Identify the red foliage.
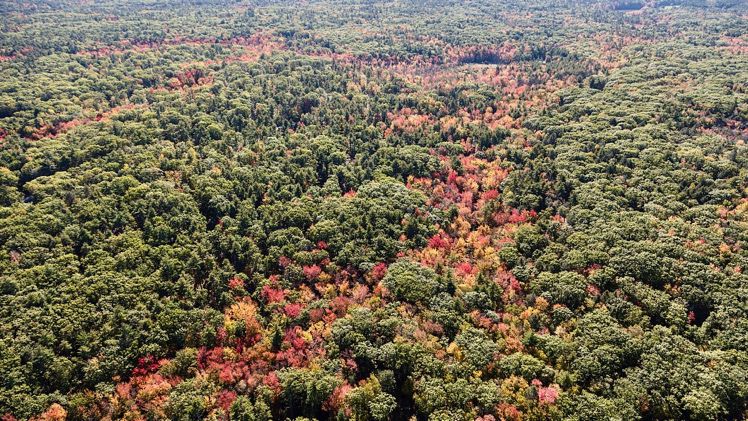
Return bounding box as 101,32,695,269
288,327,307,351
308,307,327,322
27,104,145,141
261,284,286,303
493,208,535,225
284,302,303,318
303,265,322,280
32,404,66,421
170,68,211,89
324,383,352,412
538,385,559,405
456,262,475,276
278,256,292,268
92,20,585,418
216,390,238,411
496,403,522,421
428,233,452,249
131,355,166,377
552,214,566,223
481,189,499,201
218,364,240,384
228,277,245,289
370,262,388,281
263,372,282,396
497,270,522,300
331,295,352,316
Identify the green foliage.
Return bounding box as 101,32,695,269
346,375,397,421
229,396,272,421
0,0,747,419
277,367,341,419
165,377,217,421
382,260,443,304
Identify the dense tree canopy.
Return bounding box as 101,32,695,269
1,0,747,419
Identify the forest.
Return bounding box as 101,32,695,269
0,0,747,419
